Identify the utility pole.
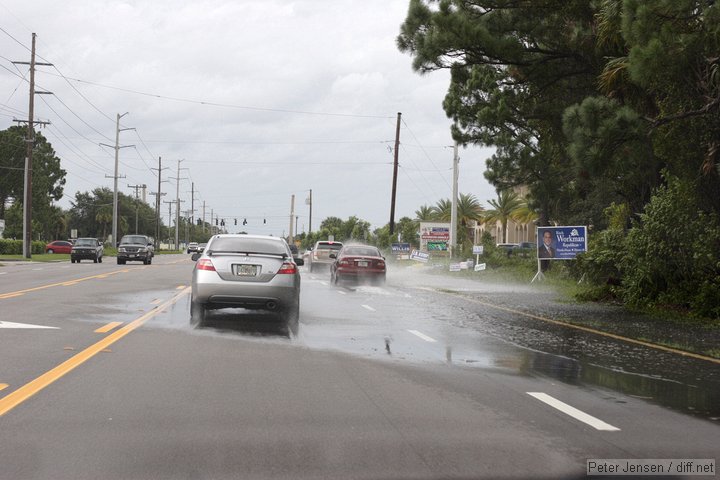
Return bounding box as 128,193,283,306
202,201,206,233
100,113,134,246
307,189,313,233
169,160,187,251
210,208,214,235
288,194,295,245
163,199,177,249
389,112,401,236
450,142,459,258
128,184,143,234
12,33,52,259
151,156,168,249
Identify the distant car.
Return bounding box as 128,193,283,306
190,234,303,333
515,241,536,257
45,240,73,254
307,240,343,272
187,242,199,254
117,234,155,265
496,243,519,257
71,238,103,263
330,245,386,285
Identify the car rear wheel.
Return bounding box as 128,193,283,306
285,301,299,336
190,301,206,325
117,259,125,265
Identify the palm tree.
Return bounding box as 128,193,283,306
484,190,525,243
432,198,452,221
414,205,435,222
456,193,484,245
95,206,112,242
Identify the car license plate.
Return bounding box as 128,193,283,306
357,261,369,267
235,264,259,276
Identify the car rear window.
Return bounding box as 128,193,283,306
209,237,288,255
316,242,343,250
344,247,380,256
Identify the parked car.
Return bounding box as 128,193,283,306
190,234,303,333
117,235,155,265
187,242,199,254
515,241,536,257
307,240,343,272
330,244,386,285
45,240,73,254
496,243,519,257
71,238,103,263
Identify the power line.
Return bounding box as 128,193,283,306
39,71,394,119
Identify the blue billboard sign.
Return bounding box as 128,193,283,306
391,243,411,253
537,226,588,260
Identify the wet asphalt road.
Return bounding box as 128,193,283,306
0,255,718,479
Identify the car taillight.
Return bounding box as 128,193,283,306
277,262,297,274
377,260,386,268
339,259,352,266
196,259,216,271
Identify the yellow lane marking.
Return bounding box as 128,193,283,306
415,287,720,365
0,287,191,416
0,384,8,392
176,285,186,290
0,293,24,299
94,322,123,334
150,299,162,305
0,270,125,299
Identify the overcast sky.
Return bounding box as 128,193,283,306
1,0,496,237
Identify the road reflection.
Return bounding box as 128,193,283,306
495,349,720,420
194,309,294,339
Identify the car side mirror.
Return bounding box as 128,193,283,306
294,257,304,266
329,253,336,259
191,253,200,261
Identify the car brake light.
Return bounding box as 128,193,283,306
339,259,352,266
377,260,386,268
196,259,216,271
277,262,297,274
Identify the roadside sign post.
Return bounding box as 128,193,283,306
532,226,588,283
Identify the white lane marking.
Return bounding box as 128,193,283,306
32,268,43,271
361,304,376,312
0,272,7,275
319,281,328,286
527,392,620,431
0,321,59,330
407,330,437,343
336,291,347,295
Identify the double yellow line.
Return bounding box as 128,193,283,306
0,287,191,416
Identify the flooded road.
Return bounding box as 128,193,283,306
143,262,720,422
2,255,718,479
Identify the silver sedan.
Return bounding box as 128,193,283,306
190,234,303,332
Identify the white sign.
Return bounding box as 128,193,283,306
410,249,429,263
71,229,78,239
449,263,462,272
472,245,484,255
474,263,487,272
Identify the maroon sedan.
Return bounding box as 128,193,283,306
330,245,386,285
45,240,73,254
